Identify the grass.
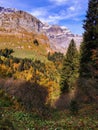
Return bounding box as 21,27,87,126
0,103,98,130
13,48,48,62
1,89,98,130
0,34,50,62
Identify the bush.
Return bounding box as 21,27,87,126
0,119,15,130
70,100,78,115
0,48,14,57
1,79,49,112
77,78,98,103
0,89,13,107
33,39,39,46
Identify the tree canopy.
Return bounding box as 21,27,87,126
80,0,98,78
60,39,79,93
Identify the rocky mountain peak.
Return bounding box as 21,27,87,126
0,6,16,13
42,23,82,52
0,7,43,33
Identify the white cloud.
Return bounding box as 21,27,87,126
30,6,81,24
30,8,59,23
30,0,87,24
69,6,75,11
30,8,48,17
0,0,29,10
49,0,68,5
0,0,12,7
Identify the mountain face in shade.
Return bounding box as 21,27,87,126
0,7,82,53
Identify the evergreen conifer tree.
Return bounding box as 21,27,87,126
80,0,98,78
60,39,79,93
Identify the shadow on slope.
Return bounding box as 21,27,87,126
0,78,49,113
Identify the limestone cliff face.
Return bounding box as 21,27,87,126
0,7,83,53
0,7,43,33
42,24,82,53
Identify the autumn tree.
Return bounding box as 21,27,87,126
60,39,79,93
18,60,24,72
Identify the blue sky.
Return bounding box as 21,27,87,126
0,0,88,35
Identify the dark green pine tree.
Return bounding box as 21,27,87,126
60,39,79,93
80,0,98,78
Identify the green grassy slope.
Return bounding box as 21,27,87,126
0,33,51,61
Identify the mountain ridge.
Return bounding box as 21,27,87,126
0,6,82,53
